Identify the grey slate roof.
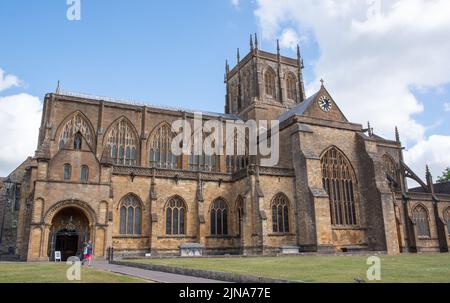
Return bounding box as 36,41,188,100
410,181,450,194
58,91,241,121
278,92,319,122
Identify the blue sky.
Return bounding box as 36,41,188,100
1,1,288,112
1,0,450,181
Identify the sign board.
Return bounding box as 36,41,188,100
54,251,62,262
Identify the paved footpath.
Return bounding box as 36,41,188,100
91,260,227,283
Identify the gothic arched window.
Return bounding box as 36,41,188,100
107,118,138,166
188,133,219,172
243,69,252,105
413,205,430,238
119,194,142,235
236,196,244,237
286,73,297,101
210,198,228,236
80,165,89,182
271,193,290,233
445,208,450,234
225,130,249,173
149,123,178,169
264,68,276,98
63,164,71,181
321,147,359,226
165,196,186,235
383,154,399,187
59,112,93,150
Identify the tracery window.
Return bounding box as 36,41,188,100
413,206,430,238
210,199,228,236
243,70,252,105
119,194,142,235
271,193,290,233
149,123,178,169
321,147,359,226
383,154,399,186
165,196,186,236
286,73,297,101
188,133,219,172
107,119,138,166
189,153,218,172
225,130,249,173
59,113,93,149
264,68,276,98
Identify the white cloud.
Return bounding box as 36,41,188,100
404,135,450,183
0,93,42,176
0,68,21,92
279,28,300,50
254,0,450,179
444,102,450,112
231,0,240,9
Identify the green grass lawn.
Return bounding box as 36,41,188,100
0,262,147,283
128,254,450,283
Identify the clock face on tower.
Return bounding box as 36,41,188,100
318,96,332,112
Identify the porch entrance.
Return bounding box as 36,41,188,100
48,207,90,261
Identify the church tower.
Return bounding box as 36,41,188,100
224,34,306,122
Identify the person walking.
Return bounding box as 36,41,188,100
85,240,93,266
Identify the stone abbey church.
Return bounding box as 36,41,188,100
1,36,450,261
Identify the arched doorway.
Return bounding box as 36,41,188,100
48,207,90,261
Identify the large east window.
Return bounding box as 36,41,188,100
321,147,359,226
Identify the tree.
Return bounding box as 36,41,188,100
437,167,450,183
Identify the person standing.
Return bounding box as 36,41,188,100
81,241,88,265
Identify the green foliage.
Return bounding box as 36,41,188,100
437,167,450,183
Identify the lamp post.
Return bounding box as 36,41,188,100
0,177,14,248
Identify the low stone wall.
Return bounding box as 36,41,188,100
110,260,301,283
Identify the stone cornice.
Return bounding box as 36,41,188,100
112,166,295,182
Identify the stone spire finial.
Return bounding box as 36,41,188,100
320,78,324,86
237,48,240,63
55,80,61,94
367,121,373,137
250,34,254,51
254,33,258,50
395,126,400,143
297,44,304,69
277,39,280,56
425,165,436,196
